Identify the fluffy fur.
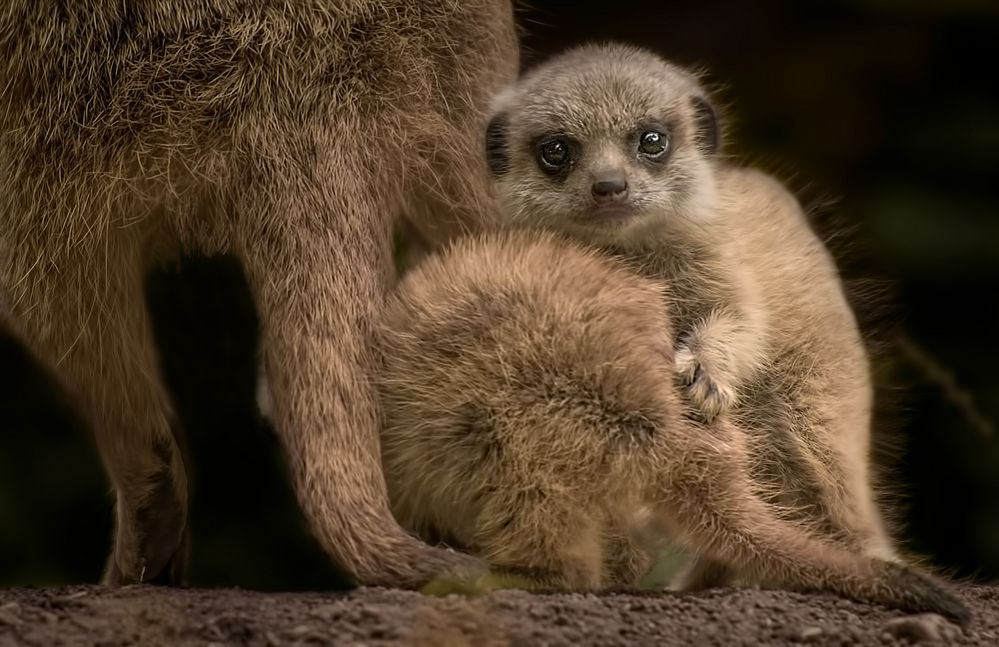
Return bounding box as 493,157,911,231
486,41,900,573
378,230,678,588
376,229,969,623
0,1,518,587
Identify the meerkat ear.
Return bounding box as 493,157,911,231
690,95,721,156
485,111,511,176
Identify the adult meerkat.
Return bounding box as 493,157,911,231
376,229,969,623
483,44,907,586
0,1,517,587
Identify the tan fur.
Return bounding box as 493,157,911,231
487,41,899,572
688,167,900,579
376,230,969,623
378,230,677,589
0,1,518,586
489,45,766,422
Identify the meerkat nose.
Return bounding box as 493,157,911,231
592,174,629,202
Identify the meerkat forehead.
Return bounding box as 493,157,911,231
502,44,706,139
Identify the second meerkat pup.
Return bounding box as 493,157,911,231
375,229,969,623
483,44,918,589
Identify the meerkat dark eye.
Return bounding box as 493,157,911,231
537,137,571,173
638,130,670,160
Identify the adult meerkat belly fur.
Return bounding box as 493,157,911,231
376,229,968,623
479,43,965,615
0,1,518,587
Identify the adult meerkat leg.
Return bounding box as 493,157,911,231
3,0,518,589
654,417,970,624
1,211,187,585
236,158,482,588
242,1,515,586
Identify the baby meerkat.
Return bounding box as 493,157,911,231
486,44,763,423
375,229,969,623
483,44,919,589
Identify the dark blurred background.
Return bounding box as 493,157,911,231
1,0,997,589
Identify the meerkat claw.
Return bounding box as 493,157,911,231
675,345,736,421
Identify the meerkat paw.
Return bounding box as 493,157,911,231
102,437,189,586
104,534,189,586
675,344,737,421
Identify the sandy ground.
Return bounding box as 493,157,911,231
0,584,995,646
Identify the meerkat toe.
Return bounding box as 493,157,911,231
375,545,490,590
102,536,189,587
674,345,737,420
683,367,736,422
105,540,189,586
699,381,735,420
103,452,189,586
674,345,699,385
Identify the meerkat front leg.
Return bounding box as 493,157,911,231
674,305,767,421
2,214,188,585
672,257,769,421
235,157,485,588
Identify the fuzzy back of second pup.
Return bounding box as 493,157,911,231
374,230,971,626
376,229,683,589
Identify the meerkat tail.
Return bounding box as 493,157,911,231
657,416,971,626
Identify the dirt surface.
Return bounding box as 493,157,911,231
0,584,995,646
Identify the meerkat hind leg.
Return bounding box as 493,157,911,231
7,237,188,585
97,283,189,586
654,418,971,625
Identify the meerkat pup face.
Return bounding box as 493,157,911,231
487,43,722,246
